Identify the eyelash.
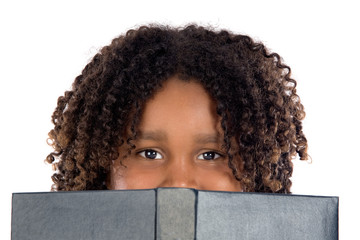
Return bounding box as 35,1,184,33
137,149,223,161
138,149,163,160
197,152,222,161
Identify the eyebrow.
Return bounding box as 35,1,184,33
138,130,168,141
194,133,222,144
138,130,221,144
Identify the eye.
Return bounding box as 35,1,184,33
197,151,221,161
138,149,163,160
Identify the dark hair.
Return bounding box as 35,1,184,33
46,24,308,193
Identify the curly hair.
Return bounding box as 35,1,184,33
46,24,308,193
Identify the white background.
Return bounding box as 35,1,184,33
1,0,359,238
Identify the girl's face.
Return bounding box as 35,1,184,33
108,76,242,191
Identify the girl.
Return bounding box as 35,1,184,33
46,24,308,193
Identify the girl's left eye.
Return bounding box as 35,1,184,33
138,149,163,160
197,152,221,161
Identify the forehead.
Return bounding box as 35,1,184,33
137,76,223,138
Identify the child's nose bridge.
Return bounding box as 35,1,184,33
159,155,198,188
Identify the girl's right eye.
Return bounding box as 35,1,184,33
138,149,163,160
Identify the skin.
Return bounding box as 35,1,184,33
108,76,242,191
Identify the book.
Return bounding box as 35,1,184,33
11,188,338,239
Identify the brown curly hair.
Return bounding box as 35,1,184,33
46,24,308,193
